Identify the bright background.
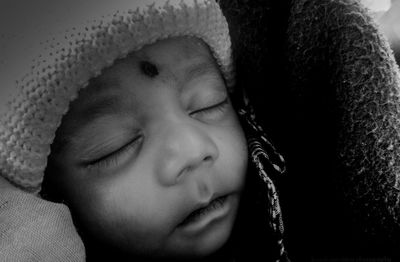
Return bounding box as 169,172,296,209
361,0,400,63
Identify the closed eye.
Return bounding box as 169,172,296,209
83,136,142,170
189,97,229,117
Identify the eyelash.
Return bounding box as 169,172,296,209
85,136,141,170
190,97,229,118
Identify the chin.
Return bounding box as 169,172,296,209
199,231,230,257
178,214,236,260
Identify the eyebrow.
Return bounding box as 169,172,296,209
81,94,123,123
183,60,222,84
52,94,124,153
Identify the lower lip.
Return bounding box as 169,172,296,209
178,195,231,234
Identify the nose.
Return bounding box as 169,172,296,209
155,119,219,186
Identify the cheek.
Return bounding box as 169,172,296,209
62,169,178,254
214,114,248,191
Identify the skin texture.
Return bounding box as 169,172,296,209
45,37,248,260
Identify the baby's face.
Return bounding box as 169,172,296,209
48,37,248,259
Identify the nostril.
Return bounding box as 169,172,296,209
177,155,213,180
158,125,218,186
203,155,212,162
176,168,186,183
174,155,213,183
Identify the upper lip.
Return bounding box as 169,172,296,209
194,194,218,210
178,193,225,227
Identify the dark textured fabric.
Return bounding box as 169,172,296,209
220,0,400,259
287,0,400,252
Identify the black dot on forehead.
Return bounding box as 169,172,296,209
140,60,159,78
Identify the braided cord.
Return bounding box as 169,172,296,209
236,91,290,262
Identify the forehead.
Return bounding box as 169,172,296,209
84,36,217,95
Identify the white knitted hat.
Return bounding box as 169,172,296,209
0,0,233,193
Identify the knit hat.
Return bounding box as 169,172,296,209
0,0,233,193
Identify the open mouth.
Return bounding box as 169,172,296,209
178,195,228,227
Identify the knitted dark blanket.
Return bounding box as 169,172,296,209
220,0,400,258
